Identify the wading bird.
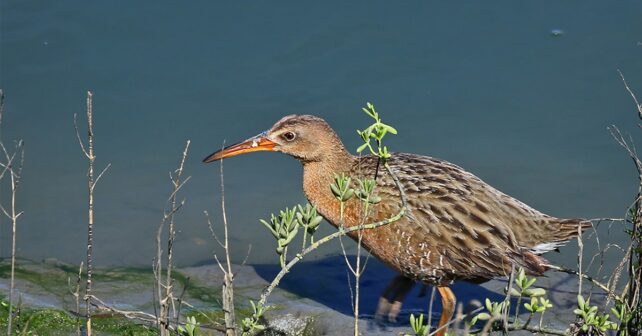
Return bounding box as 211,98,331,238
203,115,589,335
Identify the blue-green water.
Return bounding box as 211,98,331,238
0,1,641,272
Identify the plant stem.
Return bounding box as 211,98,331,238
82,92,96,336
513,295,522,328
301,227,308,251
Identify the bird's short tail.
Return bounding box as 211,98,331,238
557,218,593,241
519,218,592,275
528,218,592,255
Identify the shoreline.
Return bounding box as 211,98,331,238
0,256,607,335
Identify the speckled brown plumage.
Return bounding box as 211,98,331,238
258,115,590,286
304,152,589,286
203,114,590,333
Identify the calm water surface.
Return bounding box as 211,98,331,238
1,1,641,276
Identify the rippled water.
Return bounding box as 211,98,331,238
1,1,641,273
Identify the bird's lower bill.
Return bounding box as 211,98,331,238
203,135,276,163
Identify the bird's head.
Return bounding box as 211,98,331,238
203,115,349,164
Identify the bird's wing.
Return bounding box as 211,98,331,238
352,153,563,280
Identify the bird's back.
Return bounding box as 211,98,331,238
343,153,590,285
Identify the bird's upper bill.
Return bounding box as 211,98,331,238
202,132,276,163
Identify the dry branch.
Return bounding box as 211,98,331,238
0,90,26,336
206,144,240,336
155,140,191,335
74,91,110,336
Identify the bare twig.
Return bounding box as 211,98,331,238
427,286,436,332
75,91,111,336
502,265,515,333
205,211,224,248
617,69,642,335
547,264,622,302
618,69,642,121
175,276,190,327
204,142,240,335
67,262,84,336
217,147,237,336
1,90,26,336
577,218,585,297
88,295,158,324
155,140,191,335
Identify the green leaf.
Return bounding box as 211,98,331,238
476,312,491,321
286,227,299,242
330,184,341,198
577,295,585,309
362,107,374,117
357,143,369,153
485,298,493,312
526,277,537,288
310,216,322,228
342,189,355,202
382,123,398,134
525,287,546,297
259,219,278,238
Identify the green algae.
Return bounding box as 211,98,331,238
0,259,319,335
0,304,156,335
171,270,223,308
0,259,221,309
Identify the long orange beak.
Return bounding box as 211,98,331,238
202,132,277,163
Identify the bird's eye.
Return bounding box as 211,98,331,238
282,131,296,141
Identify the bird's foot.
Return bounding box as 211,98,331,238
374,297,403,323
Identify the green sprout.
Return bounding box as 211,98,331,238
356,102,397,161
355,178,381,205
296,203,323,248
504,268,550,329
574,295,618,333
471,298,507,326
331,173,354,203
611,300,634,329
241,300,267,335
524,297,553,314
259,207,299,268
177,316,201,336
407,313,429,336
509,268,547,298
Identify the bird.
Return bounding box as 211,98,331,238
203,114,590,335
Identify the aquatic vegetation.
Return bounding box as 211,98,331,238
0,300,156,336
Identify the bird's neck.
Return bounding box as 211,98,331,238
301,149,355,227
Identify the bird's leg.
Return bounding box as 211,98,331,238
388,278,414,322
375,275,404,320
375,275,415,323
435,286,456,336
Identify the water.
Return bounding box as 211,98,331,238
0,1,641,274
